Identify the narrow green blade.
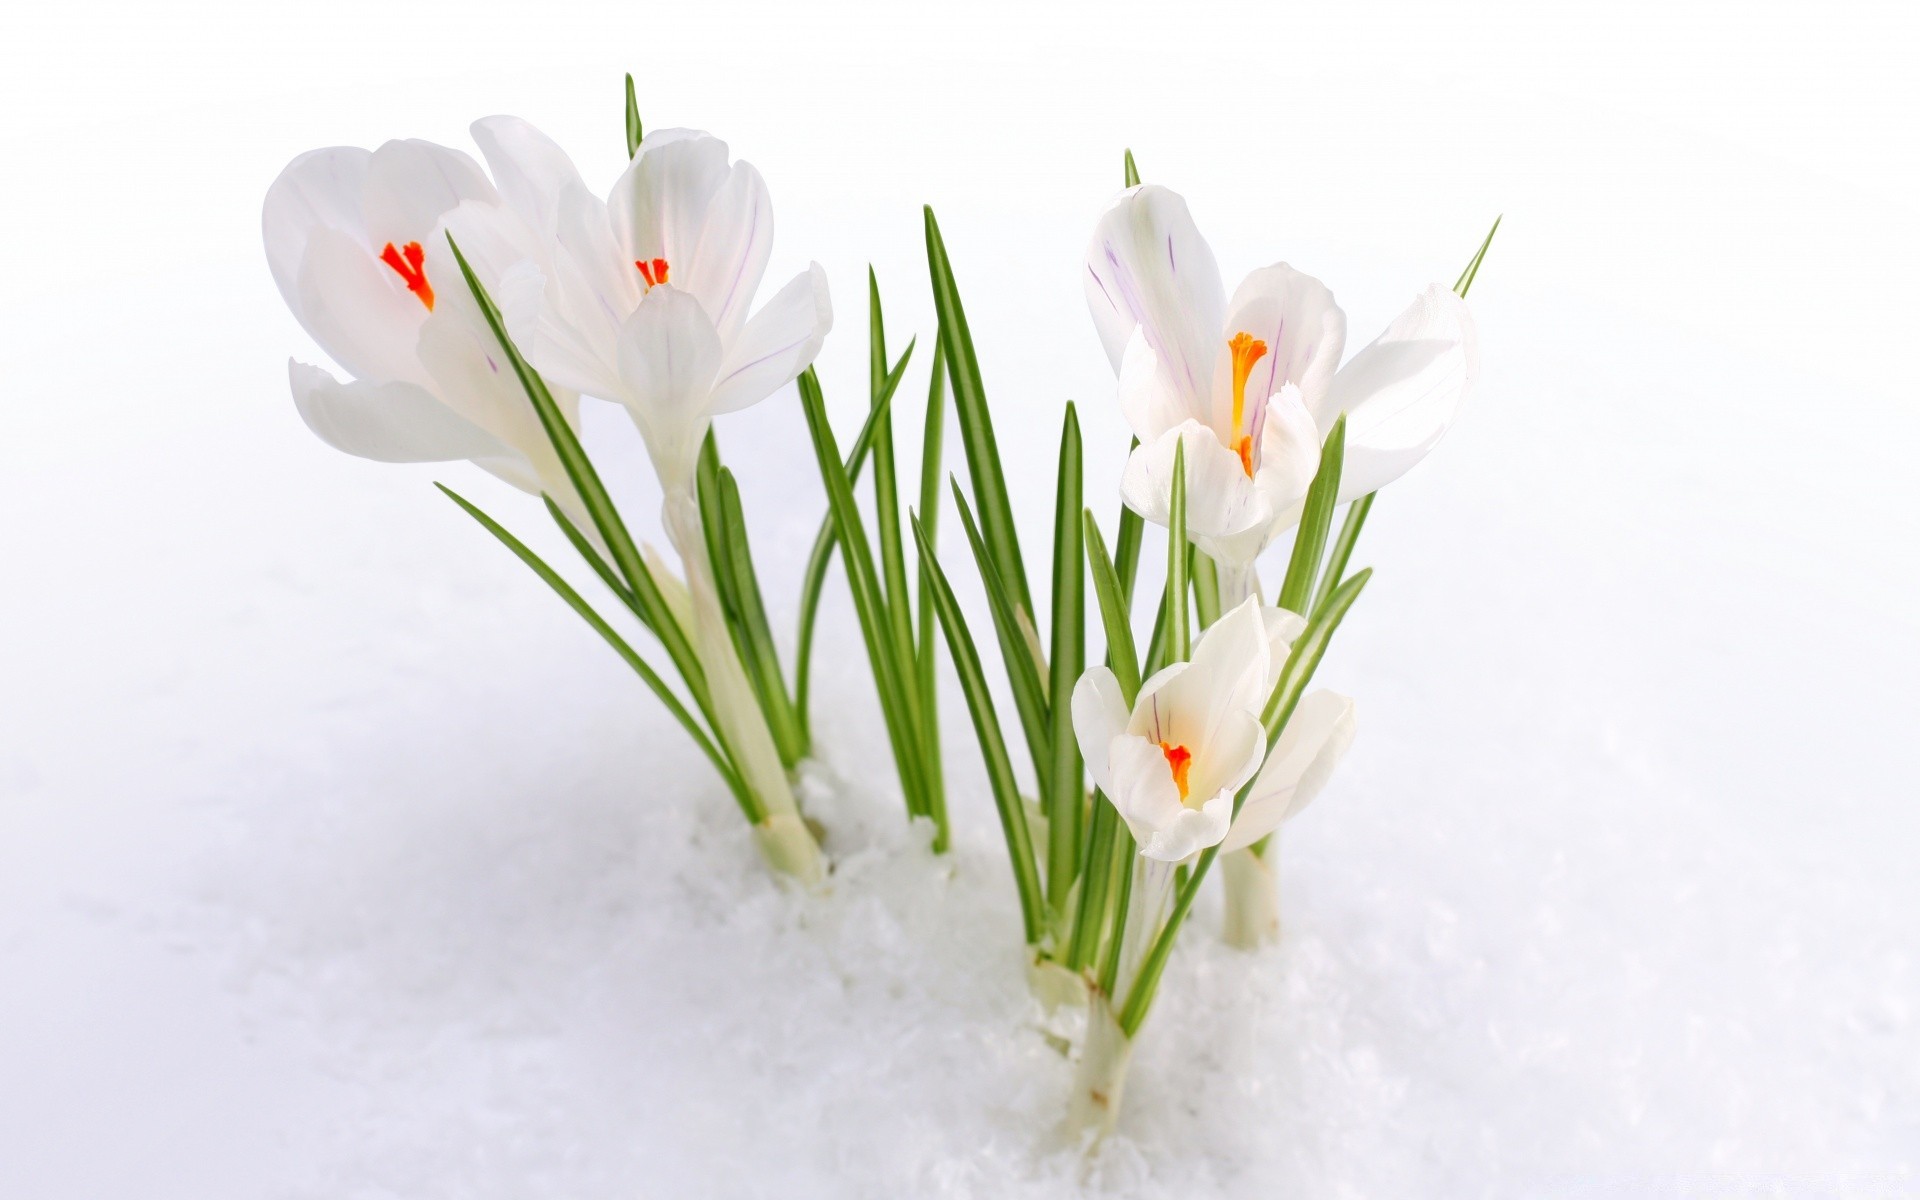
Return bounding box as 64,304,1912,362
1045,404,1086,916
925,206,1032,618
1453,214,1502,298
952,482,1053,801
867,270,920,722
1167,440,1190,663
914,337,950,810
913,513,1045,943
1275,415,1347,615
716,467,807,768
1191,550,1221,629
1123,149,1140,188
624,74,643,159
1312,492,1375,617
1082,512,1141,705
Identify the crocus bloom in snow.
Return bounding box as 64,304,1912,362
1071,597,1355,863
1085,184,1478,566
264,120,591,505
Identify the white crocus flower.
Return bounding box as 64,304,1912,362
529,128,831,492
1084,184,1479,571
263,121,590,506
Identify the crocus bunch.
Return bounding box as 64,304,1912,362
264,82,1492,1142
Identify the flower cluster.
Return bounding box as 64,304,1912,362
264,82,1490,1142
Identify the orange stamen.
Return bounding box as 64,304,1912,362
635,257,671,288
1227,331,1268,477
379,241,434,311
1159,742,1193,801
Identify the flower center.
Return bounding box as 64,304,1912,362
1159,741,1193,801
1228,331,1269,477
635,257,671,289
379,241,434,311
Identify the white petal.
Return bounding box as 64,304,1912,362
1220,690,1357,853
362,139,495,251
1119,422,1267,550
1116,327,1196,442
681,162,774,344
1084,185,1226,407
1105,734,1190,853
1215,264,1346,434
608,129,731,277
707,263,830,415
470,115,587,238
1139,793,1233,863
614,286,724,489
532,184,639,400
263,146,370,316
1159,596,1272,746
1071,667,1130,798
1204,384,1320,560
287,360,510,463
294,227,432,386
1322,284,1479,499
1181,708,1267,816
1259,605,1308,683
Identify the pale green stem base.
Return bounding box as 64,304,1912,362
664,492,822,884
1221,844,1280,949
1028,956,1089,1011
1066,994,1136,1143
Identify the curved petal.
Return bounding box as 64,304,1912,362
1321,284,1479,499
1260,605,1308,682
607,129,731,277
614,286,724,488
1143,596,1270,753
263,146,370,315
707,263,830,415
287,360,510,463
1116,327,1197,442
1139,791,1233,863
1119,422,1267,549
1071,667,1130,797
1214,264,1346,433
533,183,640,400
1220,689,1357,853
1084,185,1225,407
1203,384,1322,561
1182,708,1267,815
294,227,433,386
1105,734,1190,854
470,115,587,238
362,138,495,251
681,161,773,344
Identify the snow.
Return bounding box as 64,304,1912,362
4,2,1918,1195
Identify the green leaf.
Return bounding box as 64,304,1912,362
1167,439,1191,663
1312,492,1375,617
798,369,935,831
1275,415,1347,615
1118,567,1373,1036
792,342,913,729
914,337,950,809
544,496,655,638
1045,404,1086,916
952,482,1053,802
1112,459,1144,603
912,513,1046,943
438,483,754,819
924,206,1032,619
867,270,920,721
1082,512,1141,705
624,73,643,159
1191,550,1221,629
1454,214,1502,299
1123,148,1140,187
1065,794,1117,970
715,466,807,768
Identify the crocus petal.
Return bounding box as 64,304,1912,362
1214,264,1346,434
263,146,370,316
1137,596,1271,752
470,115,587,238
1115,328,1196,442
1181,709,1268,819
294,227,434,386
614,286,724,489
1120,422,1267,549
1200,384,1323,562
1105,734,1194,856
1260,605,1308,682
1139,791,1234,863
1084,185,1226,407
1320,284,1479,499
287,360,511,463
707,263,831,415
1071,667,1130,798
361,138,496,252
1220,689,1357,853
533,184,640,400
680,161,774,344
608,129,731,282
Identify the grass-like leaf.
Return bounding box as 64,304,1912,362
952,482,1053,801
1167,440,1191,663
1083,512,1141,705
438,483,753,819
867,270,921,727
914,338,950,798
1275,415,1347,615
925,206,1032,620
913,513,1045,942
1123,148,1140,187
624,74,643,159
1312,492,1375,618
715,466,806,767
1045,404,1086,916
1454,214,1501,299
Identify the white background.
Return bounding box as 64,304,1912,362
3,1,1917,1195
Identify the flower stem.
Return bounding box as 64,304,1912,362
1066,993,1135,1142
1220,842,1281,949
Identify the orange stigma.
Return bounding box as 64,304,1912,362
379,241,434,310
1159,742,1193,801
635,257,671,288
1227,331,1268,477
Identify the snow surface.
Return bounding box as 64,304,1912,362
4,2,1918,1195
